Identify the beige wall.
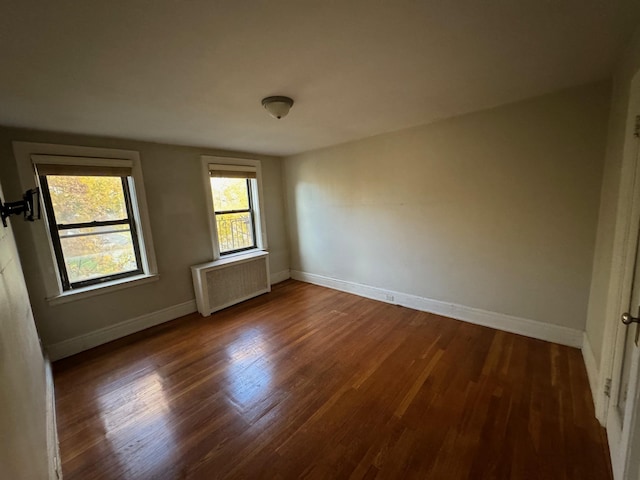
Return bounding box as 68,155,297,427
0,127,289,348
586,26,640,365
0,181,52,479
284,82,610,331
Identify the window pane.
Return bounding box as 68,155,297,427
59,226,138,283
47,175,128,224
210,177,250,211
216,212,255,253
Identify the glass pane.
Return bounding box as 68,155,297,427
59,225,139,283
211,178,250,211
47,175,128,224
216,212,255,253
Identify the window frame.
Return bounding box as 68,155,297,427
12,143,158,304
39,174,144,290
201,156,268,260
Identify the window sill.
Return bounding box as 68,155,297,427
192,249,268,271
46,274,160,306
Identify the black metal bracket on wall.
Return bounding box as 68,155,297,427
1,188,41,227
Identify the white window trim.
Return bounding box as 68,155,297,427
201,155,268,260
12,142,158,303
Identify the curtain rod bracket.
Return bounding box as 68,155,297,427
1,188,41,227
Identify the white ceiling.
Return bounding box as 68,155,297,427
1,1,639,157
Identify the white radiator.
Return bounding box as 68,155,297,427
191,251,270,316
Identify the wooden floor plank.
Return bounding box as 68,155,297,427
54,280,612,479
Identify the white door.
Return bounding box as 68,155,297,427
607,252,640,479
606,84,640,478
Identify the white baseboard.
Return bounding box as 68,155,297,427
44,358,61,480
270,269,291,285
291,270,583,348
46,300,197,361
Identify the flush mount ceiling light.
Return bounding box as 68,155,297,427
261,96,294,119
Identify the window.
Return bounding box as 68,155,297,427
38,164,143,290
202,157,267,259
210,173,257,254
12,145,158,302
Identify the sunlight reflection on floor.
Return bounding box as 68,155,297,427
98,369,176,477
225,328,273,408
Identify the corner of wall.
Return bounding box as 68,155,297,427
581,332,605,424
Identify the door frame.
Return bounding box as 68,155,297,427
597,69,640,479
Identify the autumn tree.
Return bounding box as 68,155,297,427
47,175,137,282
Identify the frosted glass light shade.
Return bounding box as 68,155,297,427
261,96,294,119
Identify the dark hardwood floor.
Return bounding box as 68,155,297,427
53,280,612,479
